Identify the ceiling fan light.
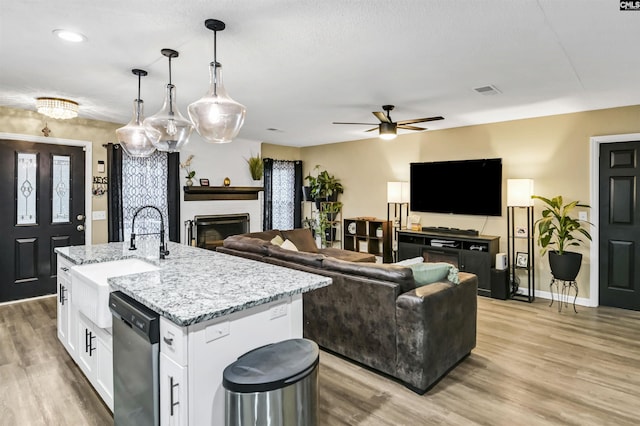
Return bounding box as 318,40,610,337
379,122,397,140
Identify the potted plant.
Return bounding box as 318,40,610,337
246,154,263,181
322,201,342,222
310,169,344,208
532,195,592,281
303,165,321,202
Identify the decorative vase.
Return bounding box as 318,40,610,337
376,227,383,238
549,251,582,281
186,178,194,186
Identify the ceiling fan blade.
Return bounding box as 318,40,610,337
364,127,379,132
397,116,444,125
372,111,391,123
332,122,378,125
398,125,427,131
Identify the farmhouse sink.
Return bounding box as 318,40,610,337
71,258,160,329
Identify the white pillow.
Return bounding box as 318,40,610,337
280,239,299,251
393,257,424,266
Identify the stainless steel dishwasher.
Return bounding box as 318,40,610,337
109,291,160,426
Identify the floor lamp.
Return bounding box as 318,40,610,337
507,179,535,302
387,181,409,262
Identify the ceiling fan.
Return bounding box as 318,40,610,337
333,105,444,140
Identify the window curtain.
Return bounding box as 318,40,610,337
106,143,123,242
263,159,302,230
107,145,180,243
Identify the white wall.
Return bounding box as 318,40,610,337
178,133,263,243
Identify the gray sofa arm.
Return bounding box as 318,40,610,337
395,272,477,393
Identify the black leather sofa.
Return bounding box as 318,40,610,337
217,228,477,393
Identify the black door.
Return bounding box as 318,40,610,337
599,141,640,310
0,139,85,302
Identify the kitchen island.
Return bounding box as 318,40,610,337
55,241,331,425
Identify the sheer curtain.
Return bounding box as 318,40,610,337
263,159,302,230
107,144,180,243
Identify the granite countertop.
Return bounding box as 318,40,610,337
56,242,332,327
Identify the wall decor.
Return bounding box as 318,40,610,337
516,252,529,268
200,179,210,187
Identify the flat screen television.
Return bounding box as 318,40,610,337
410,158,502,216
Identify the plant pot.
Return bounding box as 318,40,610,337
302,186,314,202
324,227,337,242
549,251,582,281
326,212,337,221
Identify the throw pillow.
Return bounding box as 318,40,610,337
270,235,284,246
393,256,424,266
409,262,460,286
280,239,299,251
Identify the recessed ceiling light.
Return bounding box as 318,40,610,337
52,29,86,43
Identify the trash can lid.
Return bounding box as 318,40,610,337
223,338,319,393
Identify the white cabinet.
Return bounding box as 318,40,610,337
56,257,77,357
76,311,114,411
160,353,189,426
158,295,303,425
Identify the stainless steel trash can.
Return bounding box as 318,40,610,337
223,338,319,426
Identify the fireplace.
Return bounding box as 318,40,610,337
191,214,250,250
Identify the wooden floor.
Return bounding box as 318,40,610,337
1,296,639,425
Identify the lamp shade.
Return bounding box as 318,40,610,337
387,181,409,203
507,179,534,206
116,69,156,158
379,122,397,140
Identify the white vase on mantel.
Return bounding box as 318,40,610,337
186,178,194,187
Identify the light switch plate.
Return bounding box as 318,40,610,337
92,210,106,220
578,211,588,221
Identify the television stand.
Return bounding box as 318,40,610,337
398,229,499,297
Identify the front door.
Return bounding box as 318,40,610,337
598,141,640,310
0,139,85,303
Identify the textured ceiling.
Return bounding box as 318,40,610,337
1,0,639,147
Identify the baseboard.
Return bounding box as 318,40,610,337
516,286,592,307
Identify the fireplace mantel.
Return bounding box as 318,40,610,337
183,186,263,201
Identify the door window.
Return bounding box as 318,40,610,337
17,152,37,225
52,155,71,223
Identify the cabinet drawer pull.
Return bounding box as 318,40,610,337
163,336,174,346
169,376,179,416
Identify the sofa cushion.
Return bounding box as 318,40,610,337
280,239,299,251
243,230,282,242
267,244,325,268
222,236,271,255
322,257,415,293
281,229,318,253
320,247,376,263
409,262,460,285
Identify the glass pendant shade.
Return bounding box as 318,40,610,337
144,83,193,152
188,62,246,144
117,99,157,157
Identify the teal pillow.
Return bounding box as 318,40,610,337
409,262,460,286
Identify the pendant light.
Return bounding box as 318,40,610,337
143,49,193,152
188,19,246,144
116,69,156,157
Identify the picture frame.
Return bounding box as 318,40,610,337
516,252,529,268
515,226,528,238
199,178,210,187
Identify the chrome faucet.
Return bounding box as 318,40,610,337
129,205,170,259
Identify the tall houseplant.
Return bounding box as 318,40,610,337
310,169,344,208
532,195,592,281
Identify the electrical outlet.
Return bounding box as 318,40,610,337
578,211,588,221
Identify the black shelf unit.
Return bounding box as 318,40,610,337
344,218,392,263
507,206,535,302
